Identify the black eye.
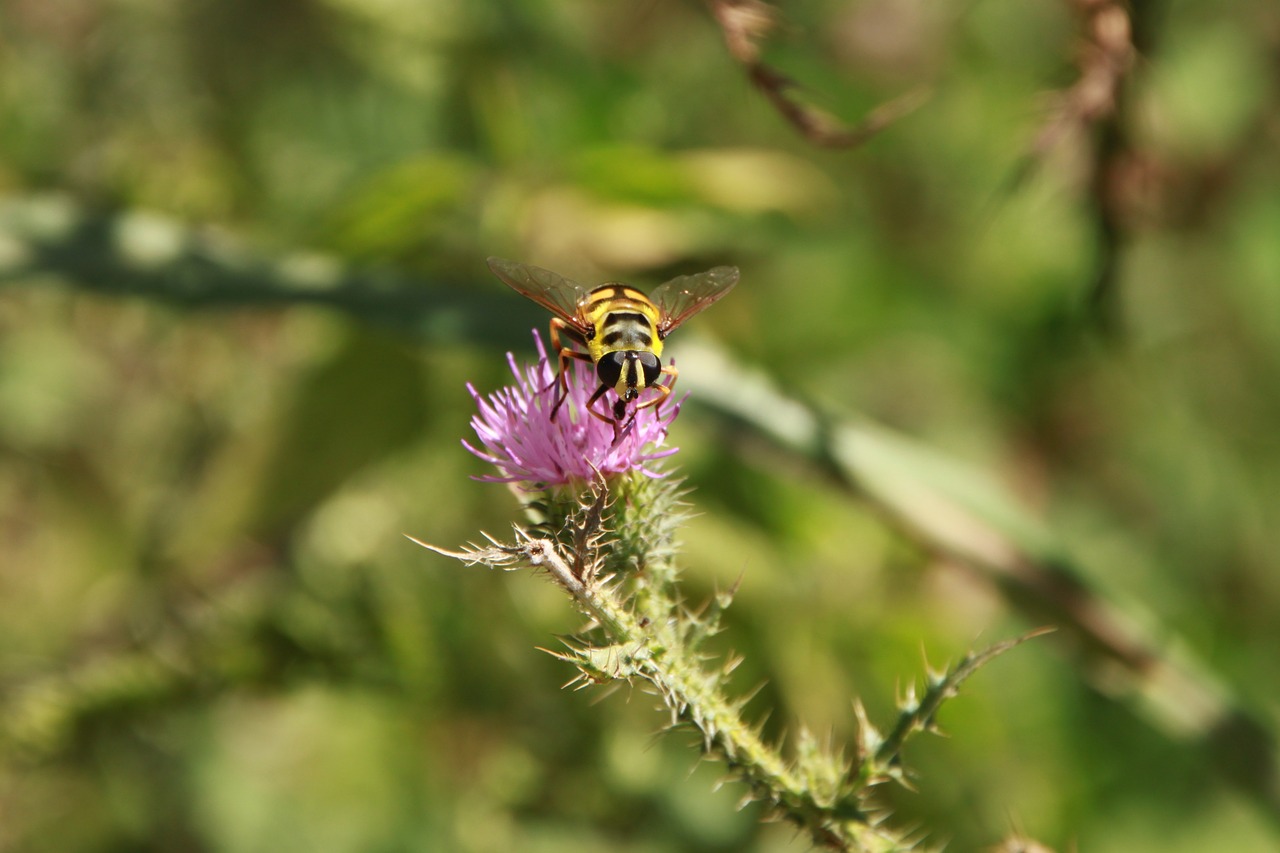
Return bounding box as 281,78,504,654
596,353,624,388
638,352,661,386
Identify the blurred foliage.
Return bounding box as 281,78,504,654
2,0,1280,851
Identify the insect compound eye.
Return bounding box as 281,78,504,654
596,352,624,389
637,352,662,387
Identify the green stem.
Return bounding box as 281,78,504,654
522,532,906,852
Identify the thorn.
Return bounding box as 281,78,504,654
853,701,881,755
898,681,920,713
403,534,469,560
922,643,948,687
716,571,744,609
588,682,622,704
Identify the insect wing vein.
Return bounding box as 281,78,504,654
486,257,592,331
650,266,740,334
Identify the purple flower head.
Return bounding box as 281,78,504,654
464,331,682,488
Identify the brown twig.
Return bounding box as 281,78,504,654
706,0,929,148
1002,0,1143,336
1029,0,1136,165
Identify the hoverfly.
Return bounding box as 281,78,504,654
487,257,739,426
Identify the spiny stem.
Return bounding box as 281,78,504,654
434,531,905,852
861,628,1056,786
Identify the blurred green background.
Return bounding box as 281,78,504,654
2,0,1279,850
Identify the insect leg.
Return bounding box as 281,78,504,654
548,317,592,420
584,383,617,424
634,364,677,414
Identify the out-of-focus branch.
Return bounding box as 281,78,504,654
1079,0,1144,336
706,0,929,148
1005,0,1150,336
1027,0,1135,168
0,194,534,346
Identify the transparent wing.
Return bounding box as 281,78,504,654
486,257,592,331
649,265,740,335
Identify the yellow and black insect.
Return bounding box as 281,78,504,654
487,257,739,425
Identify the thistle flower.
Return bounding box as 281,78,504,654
463,331,681,488
425,330,1039,853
